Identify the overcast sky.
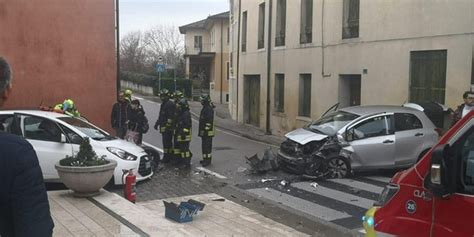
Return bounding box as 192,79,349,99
119,0,229,38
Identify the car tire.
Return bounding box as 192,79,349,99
327,156,351,179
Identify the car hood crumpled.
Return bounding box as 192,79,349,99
285,128,328,145
98,139,146,156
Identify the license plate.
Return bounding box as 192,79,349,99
145,161,151,169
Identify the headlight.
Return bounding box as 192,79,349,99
107,147,138,161
374,184,399,206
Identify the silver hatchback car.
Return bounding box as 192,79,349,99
277,105,439,178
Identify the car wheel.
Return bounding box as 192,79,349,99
304,155,326,178
327,157,351,179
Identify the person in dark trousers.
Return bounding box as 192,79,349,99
126,99,148,145
111,90,130,139
0,56,54,237
175,98,192,169
171,90,184,165
198,94,215,167
154,89,175,163
452,91,474,126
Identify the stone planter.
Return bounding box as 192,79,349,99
55,160,117,197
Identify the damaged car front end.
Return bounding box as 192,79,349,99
278,110,359,178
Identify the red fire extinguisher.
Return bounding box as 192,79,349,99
123,169,136,203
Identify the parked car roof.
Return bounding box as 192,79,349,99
0,110,69,119
340,105,420,116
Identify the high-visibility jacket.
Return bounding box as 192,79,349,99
54,104,81,117
198,103,215,137
155,99,175,133
176,109,192,142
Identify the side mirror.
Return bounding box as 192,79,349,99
426,144,455,198
345,128,354,142
60,134,67,143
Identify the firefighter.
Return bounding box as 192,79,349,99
175,98,192,169
153,89,175,163
171,90,185,164
54,99,81,117
124,89,133,103
198,94,215,167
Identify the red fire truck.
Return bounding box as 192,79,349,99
363,110,474,236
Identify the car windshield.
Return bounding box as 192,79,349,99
58,117,114,141
307,111,359,136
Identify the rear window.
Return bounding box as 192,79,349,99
394,113,423,131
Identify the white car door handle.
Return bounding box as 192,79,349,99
415,133,424,137
383,139,394,144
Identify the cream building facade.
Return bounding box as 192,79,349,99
180,12,231,104
228,0,474,136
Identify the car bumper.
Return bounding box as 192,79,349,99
277,150,306,174
113,155,154,185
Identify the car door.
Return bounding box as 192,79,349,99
18,114,74,180
432,119,474,236
346,114,395,168
393,113,425,166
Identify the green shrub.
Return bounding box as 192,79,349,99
59,138,109,167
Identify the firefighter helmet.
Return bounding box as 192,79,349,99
174,90,184,100
177,98,189,110
159,88,170,98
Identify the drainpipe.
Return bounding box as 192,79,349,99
220,20,224,104
321,0,331,77
115,0,121,97
236,0,242,120
265,0,273,135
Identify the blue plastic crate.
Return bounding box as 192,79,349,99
163,199,206,223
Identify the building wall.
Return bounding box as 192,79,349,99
0,0,117,132
183,17,230,104
231,0,474,136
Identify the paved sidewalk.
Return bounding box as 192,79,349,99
48,191,139,237
94,190,308,236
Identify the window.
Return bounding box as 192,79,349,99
409,50,447,104
59,124,83,145
275,0,286,46
454,127,474,194
299,74,312,117
227,27,230,45
227,62,230,80
300,0,313,44
394,113,423,131
226,94,229,102
242,11,247,52
342,0,359,39
471,49,474,85
194,35,202,49
274,74,285,112
258,3,265,49
24,116,62,142
0,114,13,133
349,116,388,140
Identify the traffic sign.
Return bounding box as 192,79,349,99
156,63,166,73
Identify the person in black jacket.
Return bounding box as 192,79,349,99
176,98,192,169
111,90,130,139
126,99,148,145
171,90,184,165
452,91,474,127
154,89,175,163
198,94,215,167
0,56,54,237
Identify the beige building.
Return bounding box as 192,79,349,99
229,0,474,136
180,12,231,104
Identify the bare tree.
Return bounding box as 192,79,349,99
120,31,148,72
144,25,184,68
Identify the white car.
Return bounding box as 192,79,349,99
0,110,154,185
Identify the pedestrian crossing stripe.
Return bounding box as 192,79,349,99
329,179,385,194
291,182,375,209
248,188,352,221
